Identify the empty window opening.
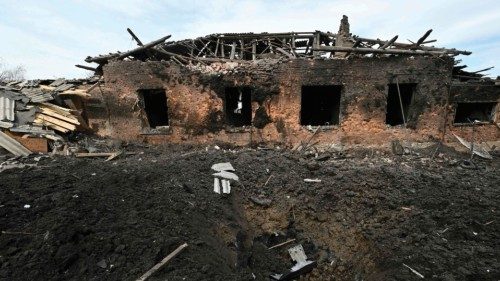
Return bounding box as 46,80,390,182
454,102,496,124
300,85,341,126
386,83,416,126
225,87,252,126
139,89,169,128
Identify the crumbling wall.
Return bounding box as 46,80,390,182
94,56,455,146
272,57,453,145
446,84,499,142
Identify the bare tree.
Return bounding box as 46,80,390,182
0,58,26,83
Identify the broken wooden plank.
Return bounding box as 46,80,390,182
75,64,97,72
33,119,69,133
58,89,91,98
127,28,144,46
315,45,468,56
268,239,296,250
115,35,171,60
379,35,399,49
38,108,80,125
86,80,102,93
35,114,78,130
395,78,407,127
300,126,321,152
276,47,295,58
34,115,76,131
39,85,56,92
40,102,72,112
105,151,123,161
75,152,135,158
76,152,116,158
471,66,494,74
352,36,471,55
135,243,188,281
415,29,433,46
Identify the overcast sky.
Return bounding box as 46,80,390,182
1,0,499,79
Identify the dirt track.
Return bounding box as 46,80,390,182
0,144,499,281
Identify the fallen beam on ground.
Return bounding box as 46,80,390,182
75,152,135,158
135,243,188,281
76,152,118,158
268,239,296,250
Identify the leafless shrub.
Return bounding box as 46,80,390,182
0,58,26,83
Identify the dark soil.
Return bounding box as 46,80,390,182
0,143,499,281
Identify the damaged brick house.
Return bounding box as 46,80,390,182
80,16,499,147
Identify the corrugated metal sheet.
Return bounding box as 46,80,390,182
0,131,31,156
0,96,15,121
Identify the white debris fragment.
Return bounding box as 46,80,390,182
213,177,221,194
454,134,493,159
211,162,238,194
303,178,321,183
23,204,31,209
211,162,235,172
221,179,231,193
288,244,315,272
288,244,308,264
213,171,239,181
402,263,424,279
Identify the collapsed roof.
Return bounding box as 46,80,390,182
82,16,473,67
80,15,499,84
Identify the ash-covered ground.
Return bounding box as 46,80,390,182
0,143,499,281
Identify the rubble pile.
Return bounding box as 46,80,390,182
0,144,498,280
0,78,98,156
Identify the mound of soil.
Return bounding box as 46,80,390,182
0,144,499,280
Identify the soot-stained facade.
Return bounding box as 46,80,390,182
82,16,499,146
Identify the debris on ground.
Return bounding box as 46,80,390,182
0,78,97,156
454,134,493,159
212,162,238,194
136,243,188,281
270,244,317,280
0,145,498,280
